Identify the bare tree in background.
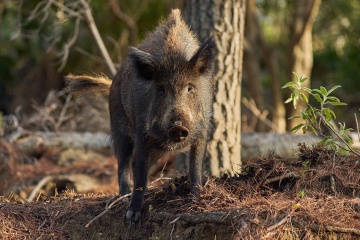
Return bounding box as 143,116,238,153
244,0,286,133
184,0,246,176
243,0,266,132
18,0,116,75
287,0,321,130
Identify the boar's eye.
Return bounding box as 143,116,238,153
187,84,194,93
158,85,166,96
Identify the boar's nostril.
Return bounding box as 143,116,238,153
169,126,189,142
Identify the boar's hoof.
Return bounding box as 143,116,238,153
126,208,142,223
169,126,189,142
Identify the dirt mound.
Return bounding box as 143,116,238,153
1,145,359,239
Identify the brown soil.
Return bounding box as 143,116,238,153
1,142,359,240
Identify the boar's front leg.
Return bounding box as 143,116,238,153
189,137,207,195
125,135,149,223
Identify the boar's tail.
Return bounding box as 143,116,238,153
65,74,112,95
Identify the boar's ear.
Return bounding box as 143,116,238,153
189,37,215,75
129,47,160,80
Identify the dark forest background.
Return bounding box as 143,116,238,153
0,0,359,131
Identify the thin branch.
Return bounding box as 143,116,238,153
242,98,279,132
85,192,132,228
108,0,138,45
290,0,321,48
266,214,290,232
74,46,106,63
24,0,49,23
79,0,116,76
55,93,72,131
57,17,81,71
85,177,172,228
355,113,360,142
263,172,300,186
27,176,53,202
318,113,360,157
49,0,83,19
307,223,360,235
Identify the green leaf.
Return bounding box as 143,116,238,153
328,102,347,106
311,89,323,95
302,125,307,134
329,109,336,119
282,81,297,89
320,86,328,96
302,87,312,93
314,93,323,103
284,97,292,104
308,125,318,135
301,111,308,120
292,71,299,82
320,137,334,147
323,108,332,121
300,76,309,83
288,115,302,119
290,123,306,133
327,96,340,102
327,85,341,95
293,93,299,109
300,93,309,103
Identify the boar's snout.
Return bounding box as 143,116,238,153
168,125,189,142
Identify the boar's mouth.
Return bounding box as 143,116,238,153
161,139,191,152
146,126,192,152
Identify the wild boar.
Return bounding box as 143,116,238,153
66,9,215,223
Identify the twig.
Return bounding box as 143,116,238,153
28,176,53,202
57,17,81,71
79,0,116,76
108,0,138,45
355,113,360,142
262,172,300,186
49,0,83,19
37,219,47,230
330,175,337,195
309,224,360,235
318,113,360,157
256,167,275,188
85,176,172,228
150,177,172,185
242,98,279,132
169,216,180,225
25,0,49,23
85,193,132,228
266,214,290,231
74,46,106,63
169,216,180,240
55,94,72,131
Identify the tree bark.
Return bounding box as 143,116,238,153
287,0,321,130
184,0,246,176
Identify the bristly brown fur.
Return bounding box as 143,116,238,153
65,74,111,95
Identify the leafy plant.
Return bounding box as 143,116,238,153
298,190,306,198
283,72,359,156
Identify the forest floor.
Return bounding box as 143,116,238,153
1,140,360,239
1,92,360,239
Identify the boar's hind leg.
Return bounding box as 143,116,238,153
189,139,206,195
113,134,134,197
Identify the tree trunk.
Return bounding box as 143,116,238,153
287,0,321,130
243,0,266,132
184,0,246,176
251,11,287,133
